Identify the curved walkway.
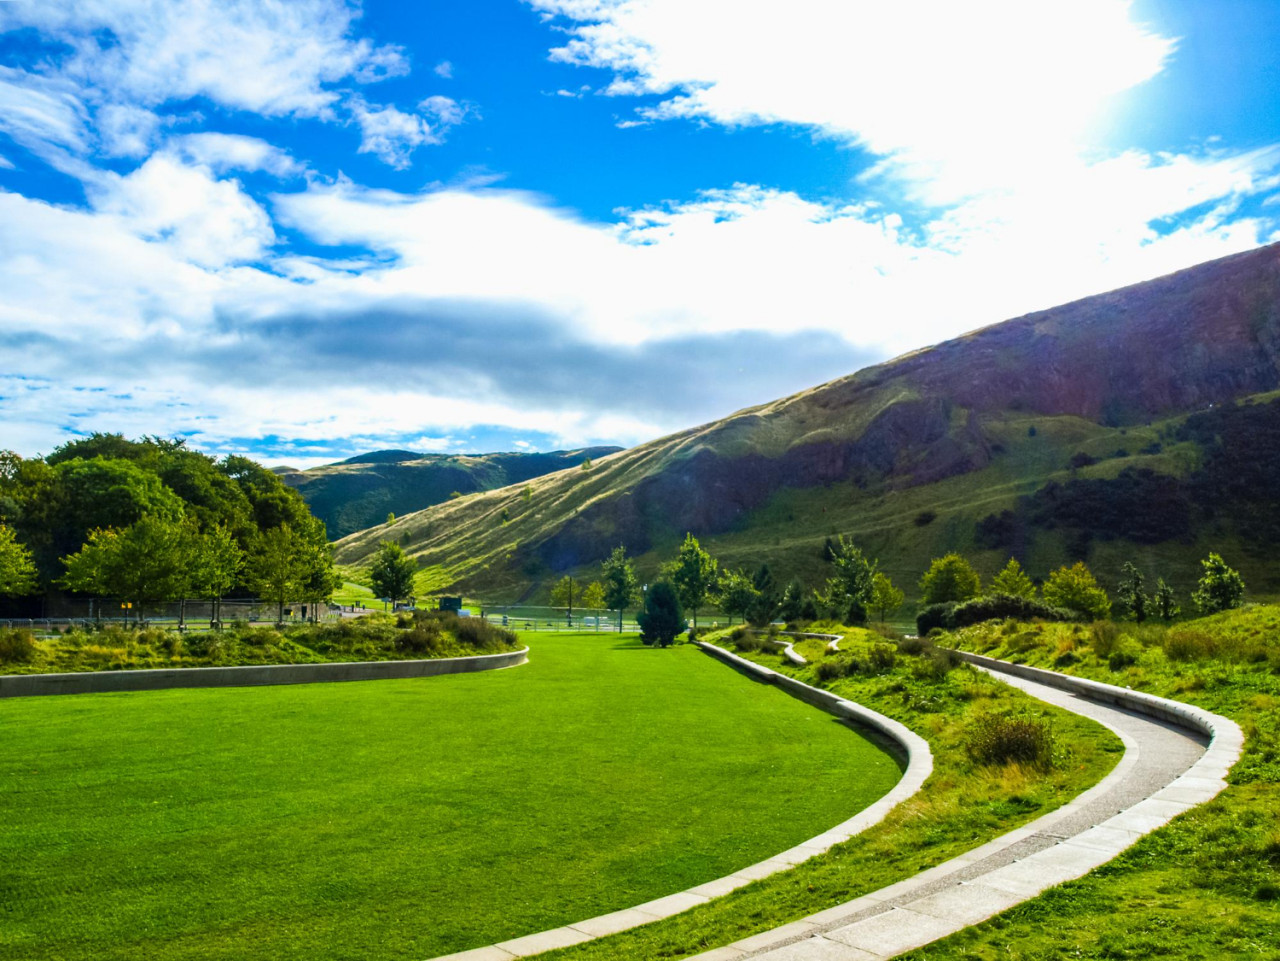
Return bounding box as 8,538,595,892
690,653,1241,960
433,643,932,961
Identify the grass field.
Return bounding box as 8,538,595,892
0,632,900,961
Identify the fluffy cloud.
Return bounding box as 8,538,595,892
351,96,469,168
170,133,306,179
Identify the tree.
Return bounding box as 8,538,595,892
60,515,190,624
990,558,1036,599
245,524,312,625
1042,562,1111,620
189,524,244,628
386,512,396,525
551,574,577,618
369,541,417,611
581,457,592,471
601,545,638,632
637,581,684,647
1116,561,1148,622
919,554,981,605
778,578,807,623
580,580,607,611
869,572,905,624
819,536,878,623
1154,578,1180,621
715,568,759,625
0,524,38,596
663,532,718,629
746,563,779,626
1192,553,1245,614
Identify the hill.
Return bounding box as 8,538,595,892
332,242,1280,603
281,447,623,539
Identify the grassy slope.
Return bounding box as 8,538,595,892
0,633,899,961
529,627,1122,961
906,607,1280,960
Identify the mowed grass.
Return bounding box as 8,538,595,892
0,633,900,961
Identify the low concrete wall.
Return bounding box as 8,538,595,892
0,647,529,698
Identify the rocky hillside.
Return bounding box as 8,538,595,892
333,242,1280,602
280,447,622,539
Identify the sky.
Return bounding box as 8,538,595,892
1,0,1278,468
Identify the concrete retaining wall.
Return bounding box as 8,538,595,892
0,647,529,698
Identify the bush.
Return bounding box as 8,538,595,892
950,593,1073,628
396,623,442,654
916,602,957,635
1089,621,1121,658
730,627,768,653
966,713,1056,768
912,646,960,680
1108,635,1143,671
452,617,518,651
0,629,36,664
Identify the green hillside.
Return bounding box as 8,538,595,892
279,446,622,539
332,242,1280,605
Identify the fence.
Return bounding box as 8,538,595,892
3,598,343,632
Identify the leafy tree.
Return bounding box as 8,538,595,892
1192,553,1245,614
298,533,341,622
990,558,1036,599
550,574,578,616
919,554,982,604
1116,561,1148,622
581,457,592,471
0,524,38,596
663,532,718,629
869,572,905,624
714,568,759,625
778,578,807,623
580,580,607,611
1154,578,1180,621
819,536,878,623
637,581,684,648
821,536,838,562
189,524,244,628
60,515,191,623
745,563,779,626
245,524,313,625
1042,562,1111,620
369,541,417,611
386,512,396,525
600,545,638,632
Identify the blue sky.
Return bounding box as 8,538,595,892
1,0,1278,467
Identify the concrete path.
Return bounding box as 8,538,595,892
690,658,1240,960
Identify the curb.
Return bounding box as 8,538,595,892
0,647,530,698
687,649,1243,960
428,642,932,961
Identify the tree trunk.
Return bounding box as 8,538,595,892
179,597,186,631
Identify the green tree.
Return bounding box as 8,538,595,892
869,572,905,624
189,524,244,628
714,568,759,626
601,546,638,632
386,512,396,525
60,515,190,624
637,581,684,647
580,580,607,611
746,563,779,626
581,457,592,472
663,532,718,629
1042,562,1111,620
1154,578,1180,621
369,541,417,611
819,536,878,624
0,524,38,596
778,578,807,623
1116,561,1148,622
551,574,577,617
245,524,312,625
1192,553,1245,614
919,553,982,605
990,558,1036,599
299,533,341,623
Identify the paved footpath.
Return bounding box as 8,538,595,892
691,663,1228,960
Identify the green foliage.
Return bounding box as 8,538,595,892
1154,577,1180,621
868,572,904,624
386,512,395,525
777,577,808,623
1192,552,1245,614
951,593,1073,628
600,545,639,630
818,536,877,623
0,628,36,663
989,557,1036,599
715,568,760,625
0,523,38,596
1042,561,1111,620
637,581,684,647
368,541,417,607
550,574,578,610
1116,561,1149,621
245,523,327,624
663,532,719,628
919,553,981,605
745,563,779,626
60,515,192,620
917,602,958,636
579,580,607,610
965,713,1056,769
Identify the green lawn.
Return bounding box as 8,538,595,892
0,633,900,961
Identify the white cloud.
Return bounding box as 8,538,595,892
0,66,89,158
0,0,406,119
170,133,305,178
350,96,468,168
434,60,454,79
96,103,162,158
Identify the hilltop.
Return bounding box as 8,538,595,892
280,447,623,539
332,242,1280,603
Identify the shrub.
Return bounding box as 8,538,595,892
397,623,442,654
1089,621,1122,658
1164,628,1216,662
912,646,960,680
916,602,957,635
730,627,768,653
1108,636,1143,671
951,593,1073,627
966,713,1056,768
452,617,517,652
0,629,37,664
